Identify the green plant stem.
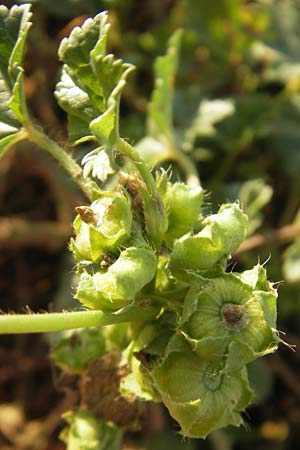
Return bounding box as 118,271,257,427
0,306,160,334
117,137,160,197
23,124,94,200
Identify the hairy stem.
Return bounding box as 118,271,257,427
0,306,160,334
117,137,160,198
23,124,94,200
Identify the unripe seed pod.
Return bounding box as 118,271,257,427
164,182,203,241
149,336,252,438
75,245,157,311
169,203,248,274
182,272,278,367
70,192,132,263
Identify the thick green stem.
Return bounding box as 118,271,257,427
23,124,94,200
0,306,159,334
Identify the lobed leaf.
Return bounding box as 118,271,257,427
55,11,134,147
0,4,31,156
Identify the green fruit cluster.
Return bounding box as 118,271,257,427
69,174,279,438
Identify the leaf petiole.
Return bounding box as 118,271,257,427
23,123,94,200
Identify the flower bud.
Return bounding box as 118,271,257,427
141,188,168,249
164,182,203,241
169,203,248,274
181,272,278,368
119,172,168,249
70,191,132,263
75,245,157,311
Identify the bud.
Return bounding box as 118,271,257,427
70,191,132,263
119,172,168,249
75,245,157,311
169,203,248,274
139,187,168,249
164,182,203,241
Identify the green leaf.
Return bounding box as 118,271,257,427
0,4,31,155
185,95,272,154
183,99,235,151
148,29,182,140
55,11,134,147
150,340,252,438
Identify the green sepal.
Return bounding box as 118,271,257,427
235,263,278,329
71,191,132,263
120,325,162,402
121,313,177,402
169,203,248,274
163,182,203,242
181,273,279,366
203,203,249,254
149,335,253,438
75,245,157,311
52,328,106,374
235,263,269,291
139,183,168,249
60,410,122,450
